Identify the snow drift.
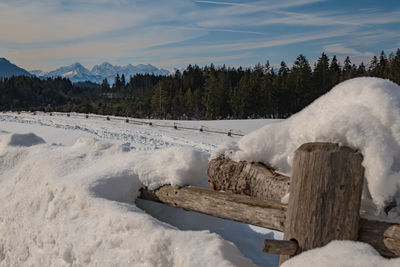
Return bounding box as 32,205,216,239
0,133,254,266
214,77,400,212
281,241,399,267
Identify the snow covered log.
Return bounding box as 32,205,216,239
139,185,400,258
207,156,290,202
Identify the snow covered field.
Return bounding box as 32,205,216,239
1,77,400,266
0,111,281,266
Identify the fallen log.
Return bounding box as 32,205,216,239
139,185,400,258
207,156,290,202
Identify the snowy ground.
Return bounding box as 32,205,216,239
1,77,400,267
0,112,280,266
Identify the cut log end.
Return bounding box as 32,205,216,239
207,156,290,202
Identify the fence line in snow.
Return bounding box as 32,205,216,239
5,111,245,137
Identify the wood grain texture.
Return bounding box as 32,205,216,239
280,143,364,264
262,239,299,255
359,219,400,257
140,185,286,231
207,156,290,202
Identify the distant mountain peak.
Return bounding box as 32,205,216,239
0,57,10,63
72,62,83,67
68,62,88,71
30,61,170,83
100,62,113,66
0,57,31,78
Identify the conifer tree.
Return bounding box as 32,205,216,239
288,54,312,112
101,78,110,92
329,55,341,85
312,52,331,96
369,56,379,76
341,56,354,81
378,50,388,77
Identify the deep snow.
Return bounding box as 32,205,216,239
0,113,278,266
1,77,400,266
0,132,257,266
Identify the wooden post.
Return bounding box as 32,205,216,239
279,142,364,264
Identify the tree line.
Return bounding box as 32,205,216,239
1,49,399,119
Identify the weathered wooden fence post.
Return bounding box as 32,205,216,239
278,142,364,264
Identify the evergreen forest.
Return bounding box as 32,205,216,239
1,50,400,120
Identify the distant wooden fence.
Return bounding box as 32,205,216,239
5,111,244,137
140,142,400,265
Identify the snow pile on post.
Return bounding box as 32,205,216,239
214,77,400,213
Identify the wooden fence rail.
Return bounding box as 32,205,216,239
139,142,400,264
139,184,400,258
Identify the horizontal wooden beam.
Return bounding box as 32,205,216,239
139,185,400,258
262,239,299,255
139,185,286,231
359,218,400,257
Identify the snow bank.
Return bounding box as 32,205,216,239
0,132,45,149
281,241,400,267
0,134,254,266
215,77,400,211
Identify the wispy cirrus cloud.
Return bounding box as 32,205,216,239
153,52,253,68
195,1,249,7
324,44,374,57
0,0,195,44
129,26,355,69
0,0,399,71
5,26,204,70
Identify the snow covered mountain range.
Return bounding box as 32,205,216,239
31,62,170,83
0,57,169,83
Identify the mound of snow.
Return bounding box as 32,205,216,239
0,132,45,147
214,77,400,211
282,241,400,267
134,146,210,190
0,136,256,266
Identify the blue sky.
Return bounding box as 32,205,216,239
0,0,399,71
